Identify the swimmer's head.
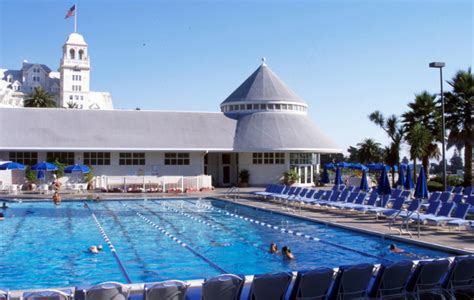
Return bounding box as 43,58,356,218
389,244,396,250
97,245,103,251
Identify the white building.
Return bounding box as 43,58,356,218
0,33,113,110
0,61,341,187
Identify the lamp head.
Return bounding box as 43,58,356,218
429,62,445,68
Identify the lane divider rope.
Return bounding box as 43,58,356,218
84,203,132,283
156,200,272,253
195,201,393,263
121,202,228,274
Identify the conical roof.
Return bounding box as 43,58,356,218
221,63,306,105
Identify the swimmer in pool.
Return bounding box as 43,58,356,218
88,245,99,254
0,212,4,220
282,246,295,260
389,243,416,257
269,243,278,254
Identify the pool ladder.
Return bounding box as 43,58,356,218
224,186,240,201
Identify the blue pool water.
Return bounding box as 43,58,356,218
0,198,454,290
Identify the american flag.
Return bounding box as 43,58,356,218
64,5,75,19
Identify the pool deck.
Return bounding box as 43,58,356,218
2,186,473,255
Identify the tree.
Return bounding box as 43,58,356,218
369,111,404,184
402,91,441,177
347,146,359,163
356,138,383,163
406,123,431,181
444,67,473,186
449,150,464,174
24,86,57,108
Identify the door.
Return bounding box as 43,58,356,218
221,154,231,186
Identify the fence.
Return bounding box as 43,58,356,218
95,175,213,193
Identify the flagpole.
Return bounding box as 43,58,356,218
74,1,77,32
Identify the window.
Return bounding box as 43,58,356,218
252,153,285,165
164,153,190,165
33,76,40,82
260,104,266,110
84,152,110,165
70,49,75,59
46,152,75,165
239,104,245,110
290,153,316,165
119,152,145,165
268,104,274,110
246,104,252,110
72,75,82,81
9,152,38,165
72,85,82,91
79,49,84,60
69,95,73,100
275,104,281,110
7,76,12,83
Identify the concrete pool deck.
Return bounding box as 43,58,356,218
2,186,473,255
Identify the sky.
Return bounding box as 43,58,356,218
0,0,472,160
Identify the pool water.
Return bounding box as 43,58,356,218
0,198,453,290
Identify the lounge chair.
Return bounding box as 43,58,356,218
289,268,334,300
452,194,464,205
0,289,9,300
425,203,470,227
247,272,292,300
329,192,359,208
340,193,366,210
368,196,406,217
442,255,474,299
421,191,441,208
409,202,454,223
24,290,72,300
328,263,374,300
367,260,413,299
405,259,450,299
315,191,340,206
144,280,189,300
452,186,464,195
82,282,129,300
352,193,379,212
439,191,452,203
201,274,244,300
463,186,473,196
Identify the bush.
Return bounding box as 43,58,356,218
427,181,443,192
430,175,463,187
282,169,300,185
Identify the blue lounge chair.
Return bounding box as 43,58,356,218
452,194,464,205
329,192,359,208
340,192,366,210
367,260,413,299
439,191,452,203
328,263,374,300
254,184,283,197
144,280,188,300
24,290,73,300
425,203,470,226
389,199,421,229
248,272,292,300
0,290,9,300
289,268,334,300
442,255,474,299
82,282,130,300
312,190,326,201
410,202,454,223
463,186,473,196
368,196,406,217
316,191,341,206
296,189,315,202
353,193,379,212
202,274,244,300
421,191,441,208
405,259,450,299
452,186,464,195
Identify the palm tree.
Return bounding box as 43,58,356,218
369,111,404,184
444,68,473,186
406,123,431,181
402,91,441,177
356,138,383,164
23,87,57,108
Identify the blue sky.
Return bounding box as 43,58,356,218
0,0,472,159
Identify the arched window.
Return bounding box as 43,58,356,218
78,49,84,60
7,75,12,83
70,49,75,59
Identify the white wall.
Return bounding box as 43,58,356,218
238,152,289,186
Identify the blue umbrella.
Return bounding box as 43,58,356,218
396,164,406,188
64,164,90,174
320,168,330,184
404,165,414,190
0,161,26,170
337,162,352,169
350,163,368,171
324,163,335,169
37,170,45,180
31,162,58,171
334,167,343,185
359,169,369,191
377,165,392,195
414,167,428,199
366,163,390,171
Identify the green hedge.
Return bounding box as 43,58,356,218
427,181,444,192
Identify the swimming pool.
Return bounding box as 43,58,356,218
0,198,454,290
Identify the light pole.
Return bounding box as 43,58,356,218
429,62,446,191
